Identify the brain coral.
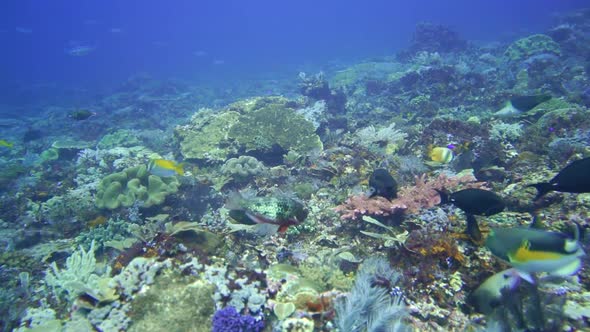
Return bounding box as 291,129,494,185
95,165,179,209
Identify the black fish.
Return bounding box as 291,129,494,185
510,95,551,112
23,128,43,142
529,157,590,200
69,109,95,121
368,168,397,200
438,188,505,241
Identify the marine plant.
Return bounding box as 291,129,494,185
334,256,408,332
359,216,409,248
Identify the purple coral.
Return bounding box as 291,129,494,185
212,306,264,332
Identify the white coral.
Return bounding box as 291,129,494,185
44,241,99,302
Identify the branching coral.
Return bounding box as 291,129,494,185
44,241,106,302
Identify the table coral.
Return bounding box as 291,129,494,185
228,104,322,155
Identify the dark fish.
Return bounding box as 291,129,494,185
69,109,96,121
529,157,590,200
438,188,505,241
23,128,44,142
494,94,551,118
510,95,551,112
368,168,397,200
438,188,505,216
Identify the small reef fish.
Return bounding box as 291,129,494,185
486,226,585,277
529,157,590,200
88,215,108,228
69,109,96,120
438,188,505,241
368,168,397,200
0,140,14,148
428,146,454,164
494,94,551,118
469,268,528,314
226,192,308,233
65,44,96,56
147,159,185,177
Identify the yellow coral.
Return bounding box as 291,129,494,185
449,271,463,292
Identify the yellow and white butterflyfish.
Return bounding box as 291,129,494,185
147,159,184,177
428,146,454,164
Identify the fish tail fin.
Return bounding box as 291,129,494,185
226,191,244,211
528,182,553,200
176,163,185,176
435,189,449,205
466,214,482,242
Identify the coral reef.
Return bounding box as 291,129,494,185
504,34,561,62
4,9,590,332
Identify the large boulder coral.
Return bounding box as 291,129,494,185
175,97,322,163
95,165,179,209
504,34,561,62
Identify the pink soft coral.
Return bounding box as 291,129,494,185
335,172,487,220
334,195,407,220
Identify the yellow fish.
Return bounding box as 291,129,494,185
486,226,585,277
147,159,184,177
0,140,14,148
428,146,454,163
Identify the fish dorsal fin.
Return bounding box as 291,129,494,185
564,222,581,253
564,239,579,254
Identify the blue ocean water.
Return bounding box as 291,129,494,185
1,0,587,102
